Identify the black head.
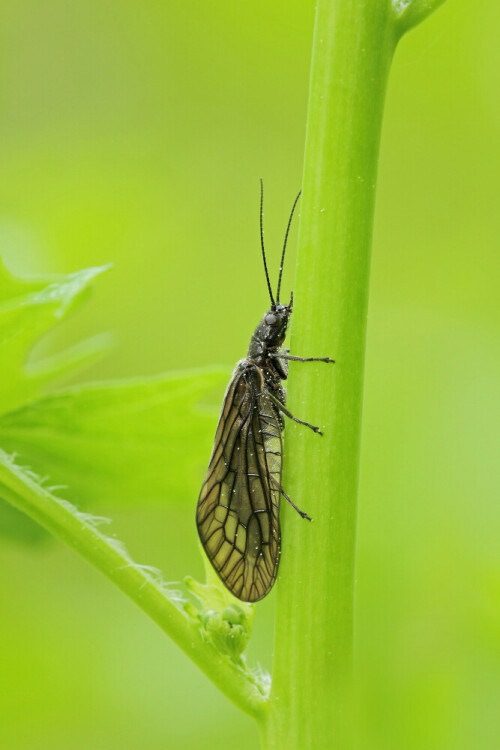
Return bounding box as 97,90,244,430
247,293,293,360
260,293,293,347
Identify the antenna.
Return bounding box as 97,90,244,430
260,178,276,308
276,189,301,303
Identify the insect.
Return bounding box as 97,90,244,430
196,180,334,602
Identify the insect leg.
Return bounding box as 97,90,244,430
271,478,311,521
268,392,323,436
270,352,335,364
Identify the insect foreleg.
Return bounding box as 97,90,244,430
268,392,323,435
270,352,335,364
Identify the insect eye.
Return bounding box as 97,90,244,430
265,313,277,325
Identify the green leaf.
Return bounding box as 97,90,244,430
0,368,229,510
0,258,113,541
0,259,111,415
0,258,228,542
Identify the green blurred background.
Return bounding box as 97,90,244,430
1,1,498,748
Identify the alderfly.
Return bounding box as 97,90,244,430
196,181,334,602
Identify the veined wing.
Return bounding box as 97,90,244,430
196,362,282,602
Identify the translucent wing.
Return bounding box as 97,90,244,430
196,362,282,602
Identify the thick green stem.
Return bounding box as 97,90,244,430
0,451,267,721
261,2,397,748
260,0,448,745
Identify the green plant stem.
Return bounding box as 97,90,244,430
261,2,397,748
260,0,448,747
0,451,267,721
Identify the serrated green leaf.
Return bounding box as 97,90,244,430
0,258,229,543
0,368,229,510
0,259,111,414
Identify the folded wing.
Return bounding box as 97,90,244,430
196,364,282,602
